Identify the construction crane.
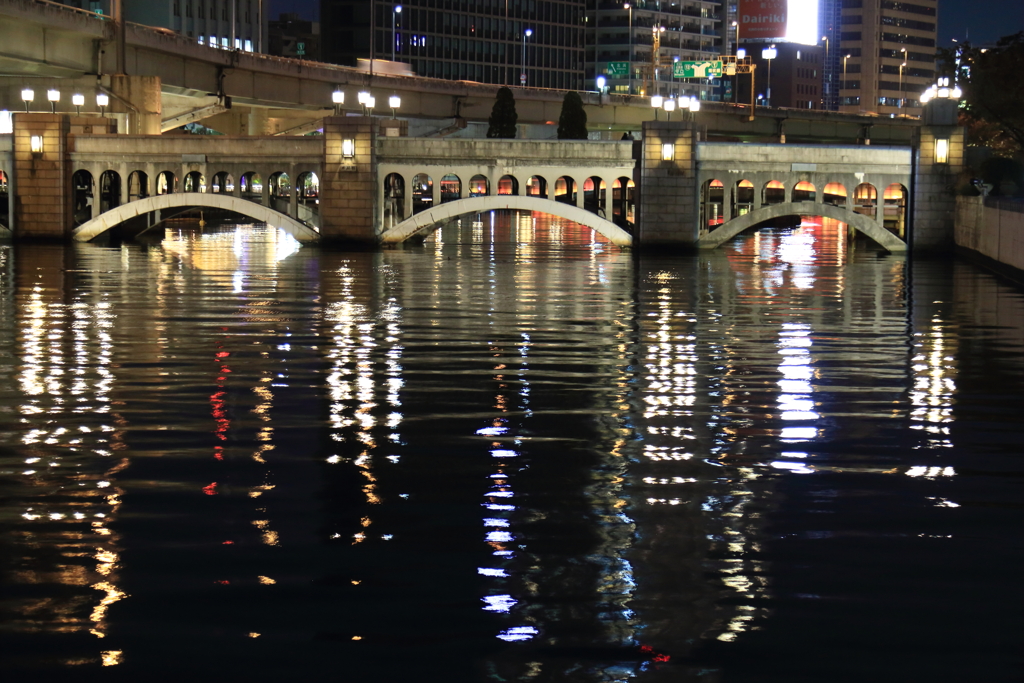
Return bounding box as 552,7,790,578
641,24,667,97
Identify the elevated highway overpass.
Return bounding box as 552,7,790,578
1,0,919,144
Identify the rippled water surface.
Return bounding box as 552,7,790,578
2,215,1023,682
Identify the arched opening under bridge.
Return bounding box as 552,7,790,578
380,195,632,247
72,193,320,244
696,201,907,253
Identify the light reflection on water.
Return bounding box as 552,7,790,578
1,215,1023,681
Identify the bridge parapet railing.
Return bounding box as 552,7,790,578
68,134,323,160
377,138,635,167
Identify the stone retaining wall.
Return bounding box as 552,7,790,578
955,195,1024,280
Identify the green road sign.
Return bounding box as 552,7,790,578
296,42,306,56
673,60,723,79
605,61,630,77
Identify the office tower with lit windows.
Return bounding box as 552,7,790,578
585,0,723,101
49,0,267,52
320,0,586,91
838,0,937,116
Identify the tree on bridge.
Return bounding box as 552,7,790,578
557,92,588,140
487,87,519,139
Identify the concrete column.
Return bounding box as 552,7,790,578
722,181,733,223
320,116,379,244
248,109,273,136
261,168,271,206
11,113,70,238
403,174,413,220
432,175,441,207
603,179,613,219
109,75,162,135
289,174,299,217
518,174,526,196
576,178,585,209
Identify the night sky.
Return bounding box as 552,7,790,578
269,0,1024,48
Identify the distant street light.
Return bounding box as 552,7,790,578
624,3,633,94
21,87,33,112
332,88,344,115
651,93,663,119
357,90,370,115
72,93,84,116
47,88,60,113
762,45,777,107
392,5,402,62
96,92,109,117
596,75,606,93
389,94,401,119
521,28,532,86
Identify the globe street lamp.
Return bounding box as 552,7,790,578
521,28,532,86
663,96,676,120
392,5,401,62
651,93,663,119
762,44,776,108
389,94,401,119
96,92,109,117
596,75,606,93
21,87,33,112
47,88,60,114
332,88,345,115
72,93,84,116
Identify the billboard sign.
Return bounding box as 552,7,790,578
739,0,787,40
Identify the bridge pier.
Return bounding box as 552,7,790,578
636,121,700,248
320,116,381,245
912,100,965,251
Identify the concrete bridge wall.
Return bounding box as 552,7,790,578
69,134,322,212
376,137,636,229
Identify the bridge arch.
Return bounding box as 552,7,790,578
72,193,320,243
380,195,632,247
696,201,907,253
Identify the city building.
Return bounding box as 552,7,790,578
48,0,267,52
268,13,322,61
586,0,723,101
319,0,586,91
734,42,823,109
838,0,937,116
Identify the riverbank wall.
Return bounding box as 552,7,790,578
954,195,1024,285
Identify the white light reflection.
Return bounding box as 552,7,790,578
482,594,518,612
496,625,539,642
478,567,509,577
909,314,956,449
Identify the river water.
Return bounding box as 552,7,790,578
1,214,1023,682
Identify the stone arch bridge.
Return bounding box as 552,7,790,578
4,114,961,252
